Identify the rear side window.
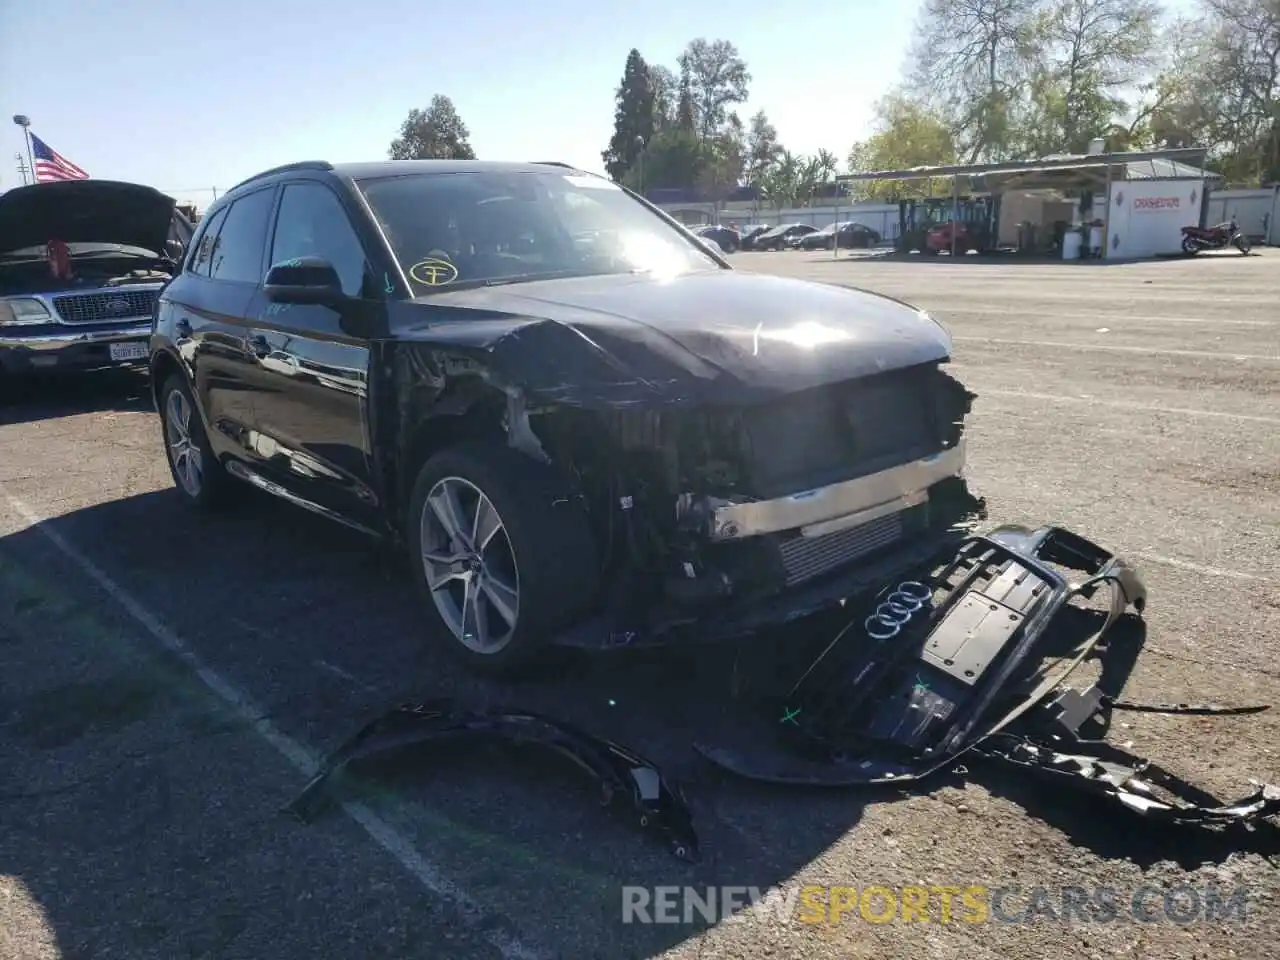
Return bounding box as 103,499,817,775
210,188,276,284
187,206,227,277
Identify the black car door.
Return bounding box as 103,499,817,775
246,180,377,526
163,188,276,462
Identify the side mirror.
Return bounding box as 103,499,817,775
264,257,345,307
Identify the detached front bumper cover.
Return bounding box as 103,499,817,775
285,700,700,862
696,523,1279,832
697,524,1146,784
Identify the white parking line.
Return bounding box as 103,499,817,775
939,308,1276,327
0,490,540,960
1135,553,1279,586
953,336,1279,362
972,388,1280,426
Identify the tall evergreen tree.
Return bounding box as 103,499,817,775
602,49,656,182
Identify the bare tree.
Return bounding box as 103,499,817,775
1039,0,1163,150
649,65,678,132
743,110,783,188
677,39,752,145
909,0,1044,161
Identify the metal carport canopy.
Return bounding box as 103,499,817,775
836,147,1212,189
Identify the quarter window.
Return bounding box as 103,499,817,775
187,206,227,278
209,188,275,284
270,183,370,298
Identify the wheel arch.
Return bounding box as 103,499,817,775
149,346,184,413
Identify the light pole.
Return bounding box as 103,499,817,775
634,135,646,196
12,115,35,184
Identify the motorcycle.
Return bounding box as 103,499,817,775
1181,219,1252,255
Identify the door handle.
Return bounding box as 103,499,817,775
248,334,271,358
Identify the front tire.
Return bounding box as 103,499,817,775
1235,234,1252,255
407,441,599,674
159,374,234,509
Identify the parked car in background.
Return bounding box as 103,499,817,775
737,224,771,250
694,224,740,253
799,221,882,251
0,179,192,380
149,158,972,675
753,223,817,251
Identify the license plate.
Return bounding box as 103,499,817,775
109,342,148,362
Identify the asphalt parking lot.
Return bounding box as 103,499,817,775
3,248,1278,960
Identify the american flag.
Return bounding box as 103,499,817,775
31,133,90,182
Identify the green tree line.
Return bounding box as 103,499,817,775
383,1,1277,202
602,0,1278,201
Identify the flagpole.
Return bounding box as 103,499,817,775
23,129,35,182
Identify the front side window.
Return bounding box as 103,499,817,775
270,183,369,298
357,170,718,295
210,188,275,284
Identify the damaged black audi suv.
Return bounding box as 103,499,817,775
149,159,984,672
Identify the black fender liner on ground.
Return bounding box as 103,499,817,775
284,700,700,862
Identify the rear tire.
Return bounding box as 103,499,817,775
159,374,235,510
1182,235,1200,255
407,441,600,675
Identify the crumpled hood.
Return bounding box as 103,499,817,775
0,179,177,255
398,269,951,406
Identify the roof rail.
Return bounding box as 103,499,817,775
225,160,334,194
531,161,577,169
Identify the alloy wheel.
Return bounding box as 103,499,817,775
419,476,520,654
165,389,203,498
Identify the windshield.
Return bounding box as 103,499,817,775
358,170,719,294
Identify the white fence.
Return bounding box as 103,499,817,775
1206,186,1278,244
663,185,1280,246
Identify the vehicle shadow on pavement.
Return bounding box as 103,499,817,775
0,367,152,426
3,487,1270,955
0,487,875,956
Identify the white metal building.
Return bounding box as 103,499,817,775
835,147,1234,260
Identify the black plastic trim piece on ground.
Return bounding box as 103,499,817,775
284,700,700,862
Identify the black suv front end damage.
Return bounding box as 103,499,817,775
389,335,985,651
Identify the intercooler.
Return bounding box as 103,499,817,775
775,511,906,587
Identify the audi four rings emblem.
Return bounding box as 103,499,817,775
864,581,933,640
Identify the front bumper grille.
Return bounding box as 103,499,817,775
777,511,905,587
52,289,160,324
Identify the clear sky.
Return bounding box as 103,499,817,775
1,0,917,210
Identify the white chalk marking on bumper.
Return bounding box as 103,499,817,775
0,488,542,960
